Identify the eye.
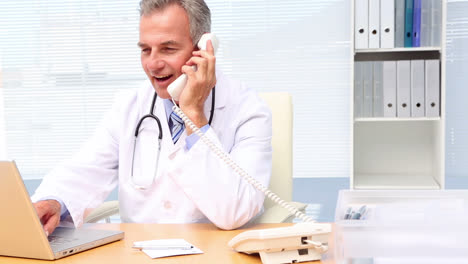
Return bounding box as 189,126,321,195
141,48,150,54
162,47,177,53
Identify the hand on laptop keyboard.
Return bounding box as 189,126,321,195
33,200,61,236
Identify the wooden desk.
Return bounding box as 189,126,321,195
0,223,333,264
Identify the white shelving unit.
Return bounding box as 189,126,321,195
356,47,441,53
351,0,446,190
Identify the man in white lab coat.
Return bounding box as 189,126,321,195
32,0,272,235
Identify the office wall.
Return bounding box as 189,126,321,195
446,0,468,178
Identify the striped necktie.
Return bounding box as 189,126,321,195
170,111,185,143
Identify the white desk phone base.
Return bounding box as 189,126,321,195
228,223,330,264
168,33,332,264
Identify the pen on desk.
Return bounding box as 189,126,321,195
132,245,194,251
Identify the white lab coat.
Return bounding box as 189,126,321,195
32,70,272,230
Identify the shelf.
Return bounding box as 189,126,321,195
351,0,446,190
355,47,441,53
353,174,441,190
354,117,441,122
354,50,441,61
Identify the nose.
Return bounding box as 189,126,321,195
146,54,166,73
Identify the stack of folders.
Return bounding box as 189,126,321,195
354,60,440,118
355,0,442,49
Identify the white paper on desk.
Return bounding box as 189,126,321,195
134,239,203,259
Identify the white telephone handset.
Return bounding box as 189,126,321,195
167,33,219,101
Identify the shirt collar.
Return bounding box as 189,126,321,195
163,98,174,124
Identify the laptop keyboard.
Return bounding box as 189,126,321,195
48,235,77,246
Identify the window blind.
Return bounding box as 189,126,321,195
0,0,351,179
207,0,351,178
0,0,145,179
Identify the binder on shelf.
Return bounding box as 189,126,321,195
354,62,364,118
431,0,442,47
397,60,411,117
373,61,384,117
355,0,369,49
362,62,374,117
412,0,422,47
404,0,414,47
395,0,406,48
425,59,440,117
420,0,432,47
383,61,397,117
410,60,425,117
380,0,395,48
369,0,380,48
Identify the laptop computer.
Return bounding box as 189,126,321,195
0,160,124,260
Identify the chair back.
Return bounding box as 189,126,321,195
259,92,293,210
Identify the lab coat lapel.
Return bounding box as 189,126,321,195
155,97,186,158
131,91,164,186
202,72,228,129
133,93,185,184
204,70,228,115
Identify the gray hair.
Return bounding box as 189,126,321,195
139,0,211,44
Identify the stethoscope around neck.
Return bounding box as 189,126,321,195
130,87,215,190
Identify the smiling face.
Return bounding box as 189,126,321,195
138,4,194,99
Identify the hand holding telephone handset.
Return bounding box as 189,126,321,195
167,33,219,101
169,34,331,264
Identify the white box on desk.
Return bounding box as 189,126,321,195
334,190,468,264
